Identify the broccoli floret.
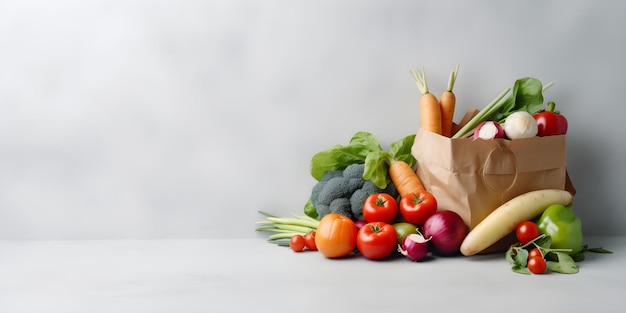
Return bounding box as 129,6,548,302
309,170,342,207
309,163,398,221
315,203,331,218
359,180,383,195
317,176,357,206
320,169,343,182
329,198,352,218
342,163,365,179
314,166,365,207
349,189,369,221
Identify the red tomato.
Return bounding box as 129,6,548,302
304,231,317,251
516,221,540,244
290,235,305,252
399,191,437,226
528,255,547,274
356,222,398,259
315,213,358,258
529,247,542,259
362,193,398,224
533,103,568,136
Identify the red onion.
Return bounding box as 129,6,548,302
398,232,431,261
422,210,468,256
354,219,368,231
473,121,505,140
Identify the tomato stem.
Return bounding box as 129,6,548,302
369,223,382,233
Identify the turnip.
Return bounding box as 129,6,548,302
473,121,505,140
503,111,538,139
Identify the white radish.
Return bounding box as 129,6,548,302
473,121,505,140
503,111,538,139
460,189,573,256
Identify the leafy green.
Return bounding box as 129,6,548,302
348,132,383,151
506,245,531,275
490,77,545,122
581,245,613,254
547,252,579,274
363,150,391,189
309,131,416,189
303,199,318,220
362,134,416,189
309,131,380,181
571,245,613,261
389,134,416,167
512,265,532,275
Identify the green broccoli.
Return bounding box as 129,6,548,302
309,163,399,220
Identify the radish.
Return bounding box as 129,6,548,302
473,121,505,140
503,111,538,139
398,232,431,261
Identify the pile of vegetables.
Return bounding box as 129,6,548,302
256,65,611,274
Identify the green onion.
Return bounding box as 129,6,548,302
256,210,320,245
452,87,511,139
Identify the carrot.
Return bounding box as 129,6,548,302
389,160,425,197
440,64,459,137
410,68,442,135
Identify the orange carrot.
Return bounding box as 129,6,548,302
410,68,442,135
440,65,459,137
389,160,425,197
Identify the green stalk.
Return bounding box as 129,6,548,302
258,210,281,218
268,232,304,240
294,213,320,224
542,81,554,92
447,64,460,92
265,216,319,229
410,68,429,94
270,223,315,233
452,87,511,139
267,238,291,247
255,227,299,233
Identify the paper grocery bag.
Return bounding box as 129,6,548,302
411,128,575,231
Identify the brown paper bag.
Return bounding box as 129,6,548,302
411,128,574,231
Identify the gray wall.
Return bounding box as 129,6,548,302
1,0,624,239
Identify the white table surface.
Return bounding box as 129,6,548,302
1,236,624,313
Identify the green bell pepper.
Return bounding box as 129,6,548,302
537,204,583,254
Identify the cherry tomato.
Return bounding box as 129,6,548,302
304,231,317,251
399,190,437,226
290,235,305,252
315,213,358,258
362,193,398,224
529,247,542,259
516,221,540,244
528,255,547,274
356,222,398,259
